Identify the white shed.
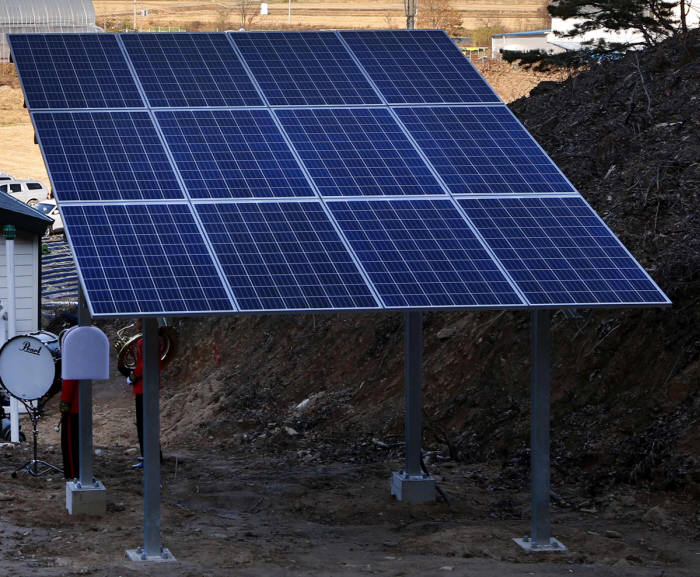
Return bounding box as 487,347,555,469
0,193,52,334
0,0,101,60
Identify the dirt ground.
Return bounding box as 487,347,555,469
1,356,699,577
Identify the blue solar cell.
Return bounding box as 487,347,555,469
276,108,444,197
121,33,263,107
33,111,184,202
230,31,381,106
340,30,500,104
8,34,144,109
327,198,524,308
459,196,669,305
156,109,315,199
62,204,232,315
196,201,379,311
396,106,575,194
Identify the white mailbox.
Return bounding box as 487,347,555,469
61,326,110,380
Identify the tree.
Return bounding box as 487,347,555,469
215,1,258,31
417,0,464,37
548,1,689,49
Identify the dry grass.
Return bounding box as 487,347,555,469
94,0,550,34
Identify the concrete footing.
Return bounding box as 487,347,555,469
66,480,107,516
126,547,177,563
513,536,567,552
391,471,436,504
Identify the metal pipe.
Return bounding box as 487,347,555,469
530,309,551,545
404,310,423,477
77,287,94,485
404,0,417,30
142,317,161,557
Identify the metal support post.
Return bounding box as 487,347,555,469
77,291,93,485
127,318,175,562
514,310,565,552
391,311,435,504
404,0,416,30
66,288,106,515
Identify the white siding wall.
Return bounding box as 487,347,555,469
0,232,39,334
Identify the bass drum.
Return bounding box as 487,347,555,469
0,335,56,401
28,331,62,398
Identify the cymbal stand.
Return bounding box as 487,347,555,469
11,397,63,478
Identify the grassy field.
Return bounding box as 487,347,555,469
94,0,550,35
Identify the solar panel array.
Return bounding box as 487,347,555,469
9,30,669,317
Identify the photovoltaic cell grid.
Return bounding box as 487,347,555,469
395,106,576,194
459,196,669,305
196,202,379,311
339,30,500,105
230,32,382,106
9,34,144,110
7,31,669,315
156,109,316,199
33,111,184,202
120,33,263,107
276,108,444,197
61,204,233,315
328,199,524,308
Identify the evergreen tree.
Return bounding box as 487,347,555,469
548,1,689,48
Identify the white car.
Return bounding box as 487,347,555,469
36,199,63,235
0,179,50,206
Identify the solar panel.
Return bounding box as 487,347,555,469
276,108,444,197
155,109,316,199
396,106,576,194
9,31,669,316
33,111,184,202
340,30,500,104
9,34,144,109
230,31,381,106
459,196,670,305
327,198,524,308
121,33,263,107
62,203,233,315
196,201,379,311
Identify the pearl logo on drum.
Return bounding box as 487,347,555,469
21,341,42,356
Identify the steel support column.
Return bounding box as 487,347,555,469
127,318,174,562
391,311,435,503
77,290,94,485
514,310,566,552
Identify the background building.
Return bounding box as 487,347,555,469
1,0,100,61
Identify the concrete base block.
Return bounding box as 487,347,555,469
513,536,567,552
126,548,177,563
391,471,436,504
66,480,107,516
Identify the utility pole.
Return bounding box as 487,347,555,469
404,0,417,30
